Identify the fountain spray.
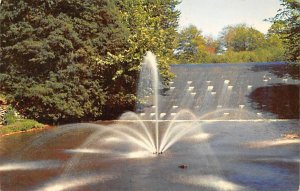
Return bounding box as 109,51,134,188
143,52,160,154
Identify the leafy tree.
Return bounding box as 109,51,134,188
173,24,284,64
204,35,220,54
269,0,300,62
220,24,266,52
264,24,285,61
0,0,180,122
99,0,180,117
116,0,180,83
175,25,208,63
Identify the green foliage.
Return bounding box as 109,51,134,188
0,0,180,123
0,0,128,123
175,25,209,63
3,106,17,125
269,0,300,62
0,0,128,76
174,24,285,64
8,66,107,123
220,24,266,52
117,0,180,84
0,119,44,135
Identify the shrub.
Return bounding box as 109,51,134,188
3,106,17,125
0,119,44,135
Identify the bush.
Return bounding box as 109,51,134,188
3,106,17,125
0,119,44,135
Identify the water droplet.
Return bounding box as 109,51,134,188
160,113,166,118
188,86,194,91
207,86,214,91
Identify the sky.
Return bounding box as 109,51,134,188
177,0,282,38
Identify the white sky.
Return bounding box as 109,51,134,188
177,0,282,37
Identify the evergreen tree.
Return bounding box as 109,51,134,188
0,0,180,122
0,0,129,123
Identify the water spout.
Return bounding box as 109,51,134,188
188,86,194,91
207,86,214,91
142,51,160,153
160,113,166,118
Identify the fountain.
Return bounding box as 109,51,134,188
143,52,160,153
117,51,201,154
136,52,170,153
0,58,299,191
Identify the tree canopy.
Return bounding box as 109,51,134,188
220,24,266,52
0,0,180,123
1,0,295,124
173,23,285,64
269,0,300,62
175,25,208,63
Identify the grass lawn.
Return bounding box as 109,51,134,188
0,119,44,135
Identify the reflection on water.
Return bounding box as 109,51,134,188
64,148,112,154
34,173,116,191
0,160,60,171
0,121,298,191
0,62,299,191
246,138,300,148
171,174,247,191
250,62,299,80
249,84,299,119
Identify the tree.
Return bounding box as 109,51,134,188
116,0,180,83
0,0,180,122
269,0,300,62
264,23,285,61
100,0,180,117
204,35,220,54
0,0,129,123
0,0,128,77
175,25,208,63
220,24,266,52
